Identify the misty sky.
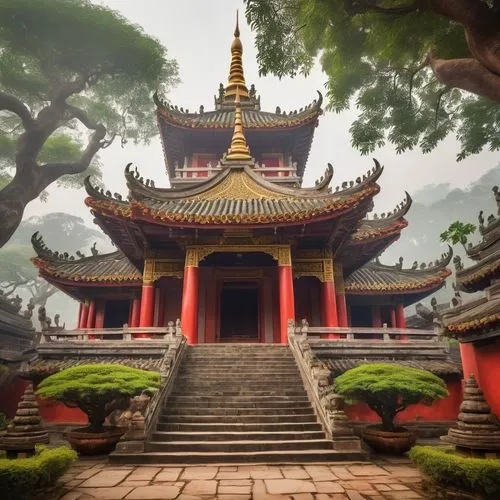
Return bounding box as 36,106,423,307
25,0,500,228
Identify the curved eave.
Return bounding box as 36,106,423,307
155,93,323,131
86,184,379,229
456,249,500,293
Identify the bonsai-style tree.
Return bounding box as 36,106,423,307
440,220,477,251
334,364,448,432
36,364,160,431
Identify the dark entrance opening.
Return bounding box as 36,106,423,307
104,299,130,328
219,282,259,342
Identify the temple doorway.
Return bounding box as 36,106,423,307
104,299,130,328
219,282,259,342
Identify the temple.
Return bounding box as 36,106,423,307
30,24,453,346
440,186,500,415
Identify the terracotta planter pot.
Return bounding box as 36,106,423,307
362,425,416,454
66,426,126,455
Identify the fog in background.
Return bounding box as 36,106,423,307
16,0,499,324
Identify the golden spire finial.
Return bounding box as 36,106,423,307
226,87,251,161
225,10,249,101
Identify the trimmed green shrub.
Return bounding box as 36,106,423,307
409,446,500,499
37,364,160,430
0,445,77,500
334,363,448,431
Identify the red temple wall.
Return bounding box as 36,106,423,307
345,379,462,423
472,339,500,416
0,377,27,419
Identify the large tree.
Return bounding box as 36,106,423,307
245,0,500,160
0,0,178,247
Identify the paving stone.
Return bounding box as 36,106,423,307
125,485,181,499
329,467,356,481
304,466,336,481
382,466,421,478
180,466,218,480
80,471,131,488
384,492,423,499
390,484,410,490
66,480,85,487
374,484,391,491
253,479,292,499
220,466,239,471
291,494,314,500
76,469,101,480
314,482,345,493
126,467,161,481
155,468,183,482
176,496,203,500
282,468,310,480
76,487,133,499
346,492,365,500
348,465,389,476
316,495,348,500
265,479,316,494
220,480,253,486
121,481,150,487
217,495,251,500
217,471,251,479
60,492,84,500
183,479,217,496
250,469,283,479
239,465,270,471
219,485,252,495
339,481,372,491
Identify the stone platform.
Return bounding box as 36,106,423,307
56,458,424,499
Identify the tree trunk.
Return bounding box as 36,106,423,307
380,411,397,432
0,175,32,248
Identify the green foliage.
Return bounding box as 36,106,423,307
37,364,160,429
440,221,477,248
245,0,500,160
0,445,77,500
409,446,500,498
334,364,448,431
0,0,178,201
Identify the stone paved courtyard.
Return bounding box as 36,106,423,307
56,458,425,500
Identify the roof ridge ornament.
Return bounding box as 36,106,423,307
225,89,252,162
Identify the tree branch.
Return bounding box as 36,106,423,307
429,53,500,101
0,92,35,130
345,0,421,15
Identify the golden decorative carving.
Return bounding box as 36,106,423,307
144,257,184,280
187,169,288,201
185,244,292,267
323,258,334,282
334,262,345,294
293,261,324,282
214,268,264,279
292,248,333,282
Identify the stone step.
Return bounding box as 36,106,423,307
169,390,308,397
176,373,299,379
167,395,311,403
157,422,323,432
111,449,359,465
166,400,312,409
159,414,318,424
147,439,333,453
152,430,326,441
163,407,315,416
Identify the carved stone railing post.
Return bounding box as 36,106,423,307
287,330,365,457
114,324,187,455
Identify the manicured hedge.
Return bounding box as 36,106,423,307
409,446,500,499
0,445,77,500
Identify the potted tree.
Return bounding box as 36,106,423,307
36,364,160,455
335,364,448,454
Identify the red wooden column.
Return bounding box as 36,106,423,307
157,287,166,327
396,303,408,340
78,300,90,329
86,299,96,329
95,300,105,329
138,281,155,336
371,306,382,328
181,248,199,344
390,306,397,328
278,247,295,344
130,295,141,328
77,303,83,328
335,263,349,328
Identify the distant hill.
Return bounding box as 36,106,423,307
381,165,500,309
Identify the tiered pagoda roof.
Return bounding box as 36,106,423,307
441,186,500,341
156,18,322,181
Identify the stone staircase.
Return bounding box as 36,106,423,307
125,344,361,463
